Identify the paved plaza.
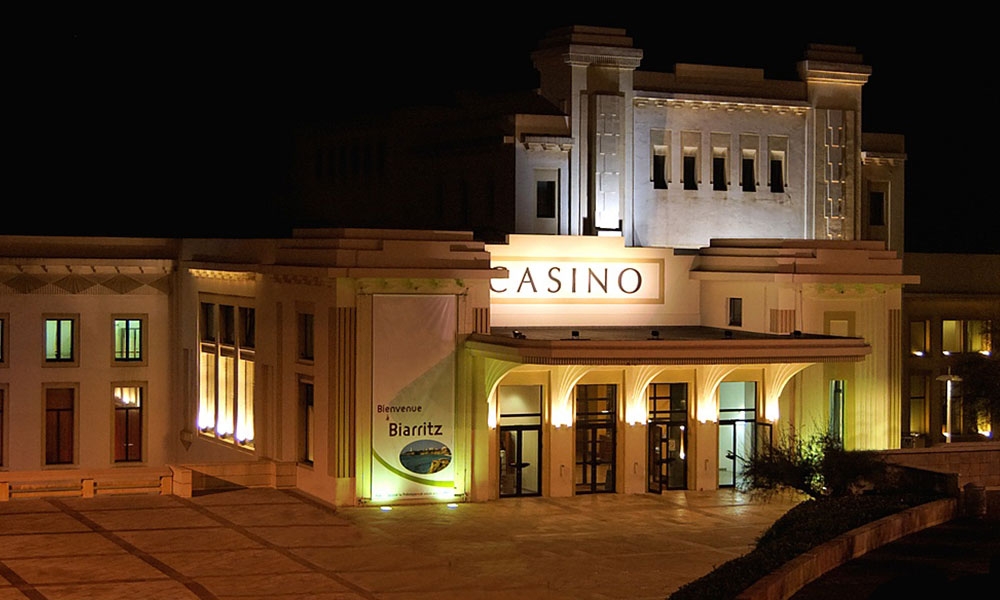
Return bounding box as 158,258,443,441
0,487,801,600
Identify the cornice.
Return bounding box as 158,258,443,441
634,96,809,117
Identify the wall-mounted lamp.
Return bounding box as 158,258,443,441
571,330,580,340
650,330,660,340
512,330,526,339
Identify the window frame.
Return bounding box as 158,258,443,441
534,169,558,219
298,312,315,362
43,314,79,367
112,382,145,463
43,384,78,466
728,297,743,327
198,297,256,450
299,377,315,465
112,315,147,366
0,313,7,367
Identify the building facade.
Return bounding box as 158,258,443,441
2,26,925,506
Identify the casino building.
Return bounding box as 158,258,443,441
1,26,922,506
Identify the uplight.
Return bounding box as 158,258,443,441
379,506,393,512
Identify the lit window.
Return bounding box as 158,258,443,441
113,317,143,361
199,301,254,449
910,320,928,356
45,387,75,465
941,319,989,354
45,317,76,363
113,385,143,462
728,298,743,327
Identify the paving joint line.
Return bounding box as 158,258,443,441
45,498,219,600
170,495,379,599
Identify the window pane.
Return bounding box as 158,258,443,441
237,356,255,447
198,351,216,431
942,320,962,353
218,354,235,437
741,158,755,192
240,308,255,349
114,319,142,360
536,181,556,218
712,156,726,191
965,320,990,353
869,191,885,226
770,159,784,193
683,156,697,190
910,321,927,355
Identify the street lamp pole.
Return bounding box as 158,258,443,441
936,368,963,443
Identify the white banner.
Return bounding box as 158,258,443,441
371,295,456,501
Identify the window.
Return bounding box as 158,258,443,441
728,298,743,327
113,384,143,462
869,191,886,227
298,312,314,361
768,136,787,193
199,300,254,448
712,155,727,191
300,379,314,465
0,388,5,466
0,314,6,365
828,380,845,443
44,316,77,364
769,156,785,193
113,317,144,362
45,387,75,465
741,156,756,192
652,145,668,189
908,374,929,436
942,319,992,354
535,169,558,219
683,155,697,190
910,320,928,356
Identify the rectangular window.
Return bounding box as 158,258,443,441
300,379,314,465
712,155,727,191
45,387,75,465
200,302,216,342
965,320,991,354
0,315,5,364
908,374,928,436
198,299,254,449
113,385,143,462
728,298,743,327
298,313,314,361
113,318,143,361
741,157,756,192
44,317,76,363
1,388,5,466
536,180,556,219
869,191,886,226
239,307,255,349
683,155,697,190
910,320,928,356
942,320,962,354
769,157,785,193
828,380,845,443
652,146,668,189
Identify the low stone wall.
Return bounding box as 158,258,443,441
880,442,1000,488
169,459,296,497
736,498,959,600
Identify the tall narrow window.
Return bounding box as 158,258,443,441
45,387,75,465
199,300,254,449
741,156,756,192
910,320,928,356
536,181,556,218
0,315,6,364
713,155,727,191
909,374,929,436
113,385,143,462
298,313,314,361
683,154,697,190
869,191,886,226
0,388,5,466
829,380,845,443
728,298,743,327
769,156,785,193
113,318,143,362
300,379,314,465
652,145,668,189
942,320,962,354
45,317,75,363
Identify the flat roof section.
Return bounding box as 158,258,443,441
468,326,870,366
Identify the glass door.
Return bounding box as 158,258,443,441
498,385,543,497
718,381,757,489
575,384,616,494
647,382,688,492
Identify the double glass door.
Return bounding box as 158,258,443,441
648,421,686,491
498,385,542,497
575,384,616,494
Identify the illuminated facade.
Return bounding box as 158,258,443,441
1,26,920,505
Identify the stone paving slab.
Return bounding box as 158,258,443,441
0,488,800,600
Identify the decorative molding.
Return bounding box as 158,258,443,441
190,269,257,282
0,272,172,296
635,97,809,117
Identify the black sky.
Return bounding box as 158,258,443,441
9,9,996,254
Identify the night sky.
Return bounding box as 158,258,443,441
9,9,996,254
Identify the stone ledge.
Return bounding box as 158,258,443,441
736,498,958,600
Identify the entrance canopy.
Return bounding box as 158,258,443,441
468,325,870,366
